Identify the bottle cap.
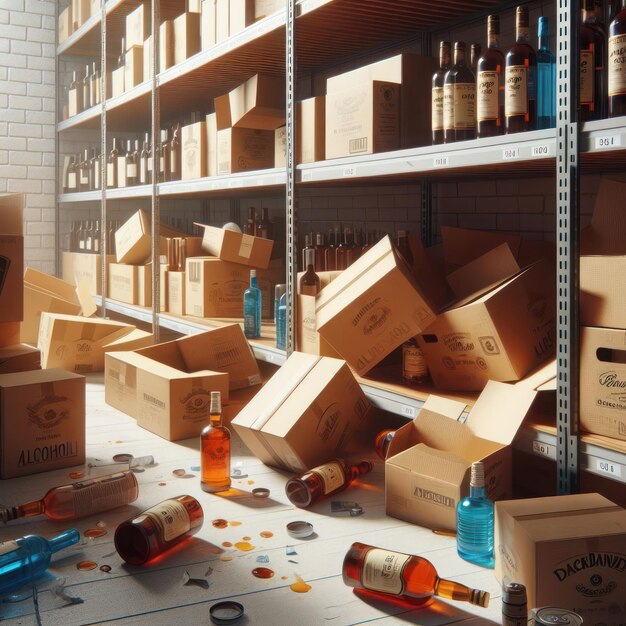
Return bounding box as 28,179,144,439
209,601,244,624
454,41,466,50
275,283,286,299
470,461,485,488
502,582,527,606
250,269,256,278
210,391,221,414
286,520,314,538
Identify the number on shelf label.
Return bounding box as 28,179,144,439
400,404,417,418
342,167,355,177
595,135,621,149
433,155,449,168
302,171,313,181
532,440,556,458
593,458,622,478
532,144,550,157
502,147,520,160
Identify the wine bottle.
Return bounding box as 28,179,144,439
107,138,120,188
126,139,138,186
256,207,272,239
169,122,182,182
432,41,451,145
582,0,608,120
200,392,231,493
343,542,490,607
443,42,476,143
245,206,257,235
537,17,556,129
477,15,505,137
285,459,372,508
90,147,101,190
243,269,262,338
313,232,327,271
470,43,481,74
299,248,321,296
82,63,91,110
65,154,78,193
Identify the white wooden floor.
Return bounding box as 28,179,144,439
0,374,502,626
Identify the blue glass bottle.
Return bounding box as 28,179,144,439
274,283,285,324
456,461,494,568
537,16,556,129
276,292,287,351
0,529,80,594
243,269,261,339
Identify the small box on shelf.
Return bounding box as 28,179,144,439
274,125,286,168
143,36,152,83
111,66,125,98
124,45,144,90
229,74,286,130
229,0,254,36
201,0,217,50
195,222,273,268
216,128,275,174
62,252,114,296
108,263,152,307
168,271,185,315
216,0,229,43
206,112,218,176
298,96,325,164
126,2,151,50
159,20,175,71
173,11,201,65
72,0,91,30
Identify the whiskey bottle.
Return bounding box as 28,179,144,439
582,0,608,120
299,248,321,296
505,6,537,133
245,206,257,235
470,43,481,74
84,219,93,253
443,42,476,143
285,459,372,508
114,495,204,565
374,429,396,460
402,338,429,384
335,227,357,270
314,232,327,271
200,391,231,493
477,15,505,137
432,41,451,145
69,220,79,252
325,227,338,271
0,471,139,523
342,542,490,607
107,137,120,188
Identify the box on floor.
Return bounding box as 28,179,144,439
0,193,24,323
0,344,41,374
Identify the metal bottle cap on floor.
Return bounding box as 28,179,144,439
209,600,244,624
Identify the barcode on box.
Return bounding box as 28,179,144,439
349,137,368,154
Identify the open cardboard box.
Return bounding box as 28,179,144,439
0,194,24,323
22,268,96,345
386,360,556,530
231,351,372,472
38,313,154,373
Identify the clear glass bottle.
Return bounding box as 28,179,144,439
79,148,91,192
90,60,99,106
477,15,505,137
456,461,494,568
444,42,476,143
432,41,451,145
374,429,396,460
90,147,101,190
107,137,120,188
342,542,490,607
126,139,138,186
114,495,204,565
93,219,101,254
276,291,287,350
140,132,151,185
201,391,231,493
299,248,321,296
537,16,556,129
502,582,528,626
82,63,91,110
65,153,78,193
243,269,262,338
285,459,372,507
0,529,80,595
0,471,138,523
402,338,429,384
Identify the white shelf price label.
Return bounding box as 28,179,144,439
502,146,520,160
400,404,417,418
433,155,449,168
531,144,550,157
593,457,622,478
595,135,621,150
342,167,356,177
532,440,556,459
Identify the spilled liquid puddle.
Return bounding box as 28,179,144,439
212,518,228,529
158,482,167,486
220,556,233,562
260,531,273,538
247,479,255,485
229,521,242,527
76,561,97,571
221,541,233,548
69,471,84,479
234,541,255,552
242,536,252,541
84,528,107,538
290,575,312,593
252,567,274,579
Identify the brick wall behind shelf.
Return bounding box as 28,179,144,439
0,0,56,274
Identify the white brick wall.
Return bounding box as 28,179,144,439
0,0,56,274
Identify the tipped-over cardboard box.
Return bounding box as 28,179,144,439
495,493,626,624
1,368,85,478
108,263,152,307
231,352,371,472
0,194,24,323
315,235,437,376
62,251,115,296
0,344,41,374
38,313,154,373
195,222,273,268
22,268,96,345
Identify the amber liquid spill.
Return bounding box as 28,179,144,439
290,575,312,593
77,561,97,571
84,528,107,538
260,531,273,538
220,556,233,562
212,518,228,529
252,567,274,579
242,536,251,541
281,576,288,580
158,482,167,486
234,541,255,551
221,541,233,547
69,471,84,479
229,521,242,527
247,480,255,485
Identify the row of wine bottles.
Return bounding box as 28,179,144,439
68,219,120,254
66,61,102,117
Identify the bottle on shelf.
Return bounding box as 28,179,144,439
68,70,83,115
581,0,607,120
313,232,327,271
169,122,182,181
505,6,537,133
107,137,120,188
502,582,528,626
65,154,78,193
93,219,101,254
245,206,257,236
285,459,372,507
537,16,556,129
335,227,357,270
432,41,451,145
141,133,152,185
456,461,494,568
243,269,262,339
114,495,204,565
0,529,80,595
342,542,490,607
609,1,626,116
443,41,476,143
402,338,429,385
470,43,481,74
374,429,396,460
84,219,94,253
299,248,321,296
201,391,231,493
82,63,91,110
79,148,91,192
159,129,170,182
274,283,285,323
325,226,339,271
477,15,505,138
256,207,272,239
0,471,138,523
126,139,138,186
301,233,314,270
90,60,99,107
276,290,287,350
69,220,78,252
77,219,86,251
117,36,126,70
90,147,101,190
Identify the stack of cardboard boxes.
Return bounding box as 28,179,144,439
58,0,101,44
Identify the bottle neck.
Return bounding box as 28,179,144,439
250,276,258,288
488,32,500,49
434,576,490,607
470,484,486,499
48,529,81,554
440,46,451,70
209,411,222,427
454,47,466,66
349,461,373,481
516,19,529,43
539,33,550,51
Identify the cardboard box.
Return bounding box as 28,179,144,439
206,112,218,176
232,352,371,472
326,80,399,159
196,222,273,268
326,53,435,149
274,125,286,168
298,96,325,164
182,120,207,180
228,74,286,130
104,350,145,420
201,0,216,50
216,0,229,43
580,326,626,440
173,12,201,65
229,0,254,36
0,344,40,374
125,45,144,90
495,493,626,623
159,20,174,71
0,368,85,479
315,235,437,376
0,194,24,323
0,323,21,349
62,251,114,296
38,313,153,373
22,268,96,345
418,258,556,391
111,66,125,98
59,6,73,43
254,0,284,20
143,35,152,82
108,263,152,307
72,0,90,29
186,257,282,319
91,0,100,17
126,3,150,49
168,271,185,315
216,127,274,174
187,0,202,11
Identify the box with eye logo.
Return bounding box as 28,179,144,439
231,351,372,472
0,368,85,479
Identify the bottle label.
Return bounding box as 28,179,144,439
0,540,19,557
313,461,345,494
127,163,137,178
71,472,136,518
362,548,410,595
170,150,177,172
403,343,428,378
505,65,528,116
580,49,594,105
144,499,191,542
147,157,153,172
477,70,500,121
80,172,89,185
107,162,115,185
609,34,626,96
432,86,444,131
443,83,454,130
453,83,476,129
68,172,77,190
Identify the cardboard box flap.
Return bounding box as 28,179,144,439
75,279,97,316
388,443,470,485
583,176,626,255
0,194,24,234
0,366,81,388
496,493,619,520
41,313,135,346
514,358,557,391
137,340,187,371
25,268,96,317
422,394,467,419
106,329,153,350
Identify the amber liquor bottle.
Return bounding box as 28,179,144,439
477,15,505,137
443,42,476,143
343,542,490,607
505,6,537,133
580,0,603,121
610,1,626,115
114,495,204,565
432,41,451,145
470,44,481,74
299,248,321,296
584,0,608,119
200,391,231,493
285,459,372,508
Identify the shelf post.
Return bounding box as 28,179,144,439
100,0,107,316
556,0,581,494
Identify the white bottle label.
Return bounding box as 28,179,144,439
477,70,500,121
580,49,594,105
432,86,444,131
127,163,137,178
0,540,19,557
453,83,476,129
506,65,528,116
144,500,191,542
80,172,89,185
71,472,136,518
313,461,345,494
443,83,454,130
147,157,153,172
107,162,115,186
609,34,626,96
68,172,77,189
403,344,428,378
362,548,410,595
